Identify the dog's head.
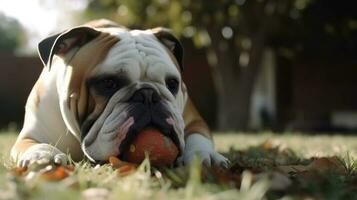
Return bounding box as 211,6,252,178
38,19,187,162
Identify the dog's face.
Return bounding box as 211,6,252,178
80,28,187,161
40,23,187,162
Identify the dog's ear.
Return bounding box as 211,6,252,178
38,26,101,69
151,27,184,72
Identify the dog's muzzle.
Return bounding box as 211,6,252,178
119,88,181,157
81,85,185,162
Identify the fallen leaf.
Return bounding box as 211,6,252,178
10,164,74,181
203,166,239,186
109,156,137,169
41,166,70,181
109,156,137,176
260,140,274,150
275,156,347,176
307,156,347,174
116,164,137,177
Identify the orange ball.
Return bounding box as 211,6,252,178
123,127,179,166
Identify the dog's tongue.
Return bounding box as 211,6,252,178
122,127,178,166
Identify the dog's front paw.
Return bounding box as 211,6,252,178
17,144,68,167
177,134,230,168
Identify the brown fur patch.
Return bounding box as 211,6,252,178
64,33,119,122
183,96,212,139
12,138,39,158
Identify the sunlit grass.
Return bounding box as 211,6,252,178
214,132,357,158
0,132,356,199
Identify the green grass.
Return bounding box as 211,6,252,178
0,132,356,200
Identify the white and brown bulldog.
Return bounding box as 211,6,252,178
11,19,229,168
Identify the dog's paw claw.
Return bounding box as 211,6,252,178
17,144,68,167
177,134,230,168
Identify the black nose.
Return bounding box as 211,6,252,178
130,88,161,105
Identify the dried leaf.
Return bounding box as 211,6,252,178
41,166,70,180
109,156,137,176
202,165,248,189
116,164,137,177
260,140,274,150
307,156,347,174
109,156,137,169
10,164,74,181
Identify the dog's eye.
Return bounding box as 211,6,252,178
101,78,118,90
92,77,124,96
166,78,179,95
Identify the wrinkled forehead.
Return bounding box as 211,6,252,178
92,28,181,81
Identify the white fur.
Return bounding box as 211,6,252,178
17,143,67,167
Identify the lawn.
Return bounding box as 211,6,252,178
0,131,356,200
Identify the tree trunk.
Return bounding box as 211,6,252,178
208,31,266,131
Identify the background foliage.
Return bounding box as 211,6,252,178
0,13,26,53
84,0,357,130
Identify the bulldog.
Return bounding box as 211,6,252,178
11,19,229,168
